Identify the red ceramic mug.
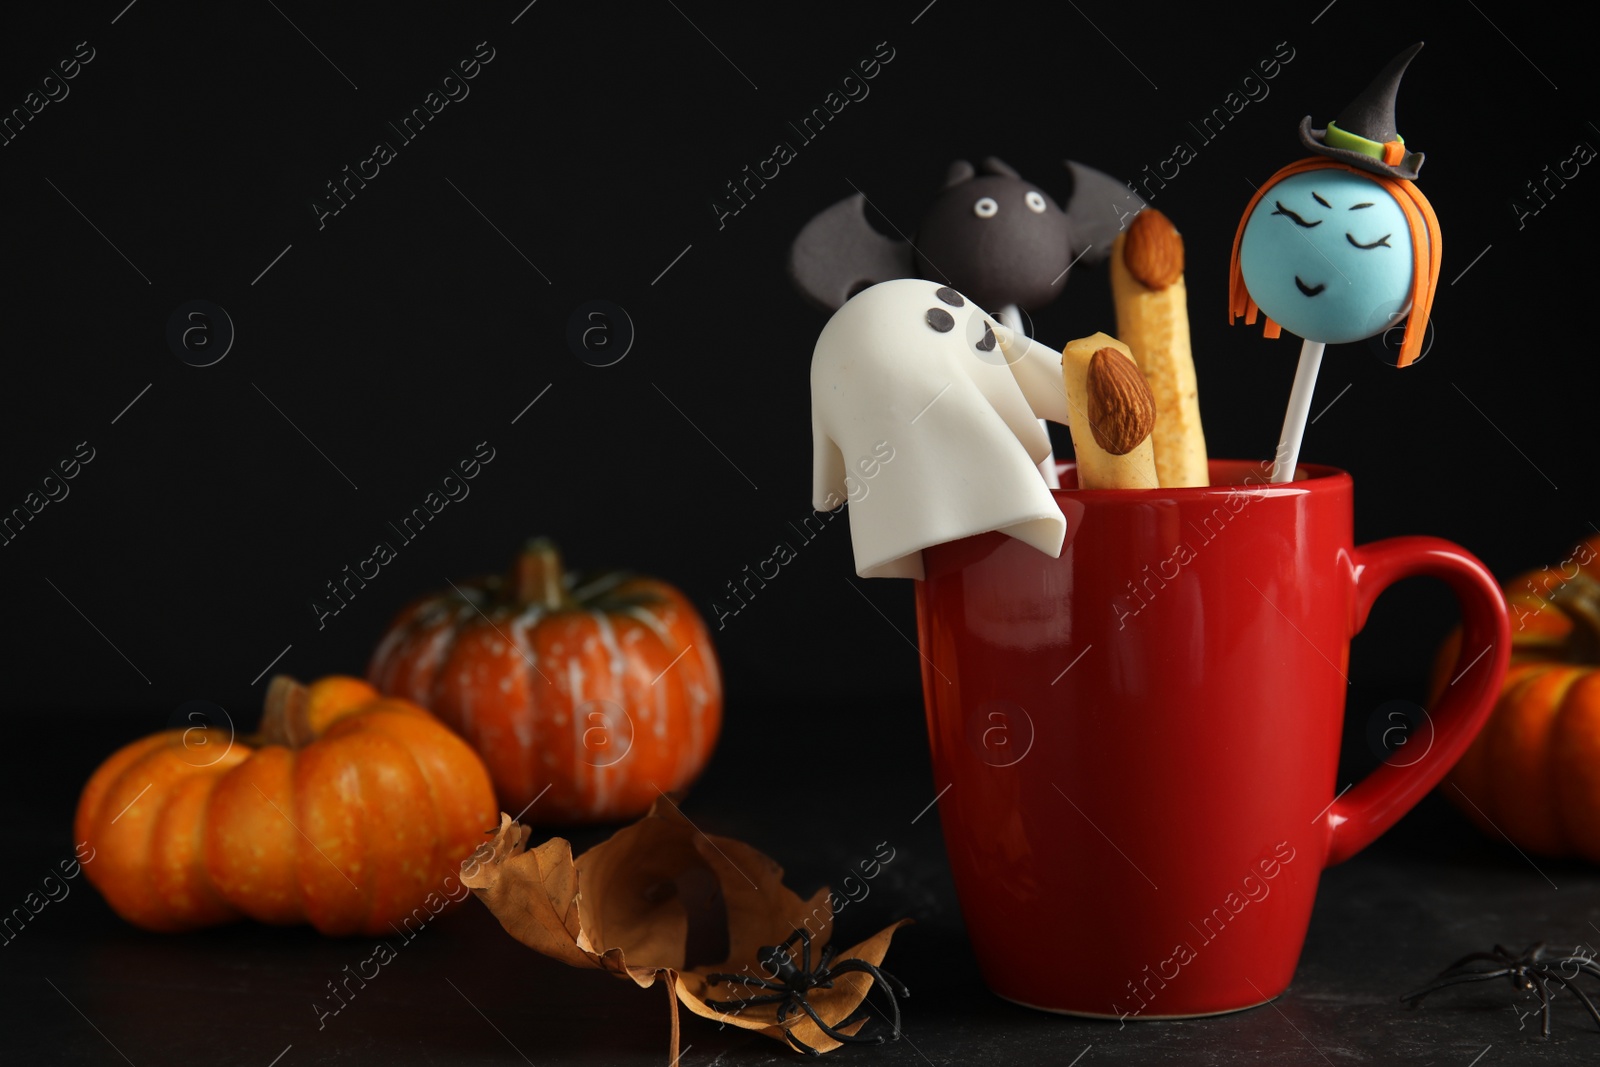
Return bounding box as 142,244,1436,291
913,460,1509,1018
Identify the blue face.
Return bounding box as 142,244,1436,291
1239,170,1415,344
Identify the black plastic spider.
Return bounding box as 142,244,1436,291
705,926,909,1056
1402,942,1600,1038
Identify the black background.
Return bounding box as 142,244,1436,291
3,1,1597,1064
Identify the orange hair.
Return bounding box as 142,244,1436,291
1228,157,1441,368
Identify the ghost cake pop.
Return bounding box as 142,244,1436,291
1229,43,1441,483
809,278,1073,580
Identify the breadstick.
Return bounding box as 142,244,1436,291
1111,209,1209,488
1060,334,1159,490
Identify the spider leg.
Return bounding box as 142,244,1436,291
1539,974,1554,1039
796,992,885,1046
818,941,836,972
830,959,911,999
1402,969,1515,1003
827,960,908,1037
1439,951,1514,973
790,926,814,975
707,974,788,993
1564,957,1600,982
828,1006,873,1039
778,995,826,1026
1546,973,1600,1032
783,1028,822,1057
704,992,792,1013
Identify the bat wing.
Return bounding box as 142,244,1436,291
1061,159,1146,267
788,193,915,312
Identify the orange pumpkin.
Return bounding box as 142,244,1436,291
368,539,722,823
1433,534,1600,862
75,675,496,934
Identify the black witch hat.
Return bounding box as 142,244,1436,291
1298,42,1425,181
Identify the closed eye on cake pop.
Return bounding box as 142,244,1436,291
1271,201,1321,228
1346,232,1392,250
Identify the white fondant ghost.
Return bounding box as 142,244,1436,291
810,278,1072,580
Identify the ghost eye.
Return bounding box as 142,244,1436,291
1346,232,1392,250
1024,191,1047,213
974,197,999,218
1271,201,1321,228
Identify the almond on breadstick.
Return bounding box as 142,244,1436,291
1060,334,1159,490
1111,209,1209,488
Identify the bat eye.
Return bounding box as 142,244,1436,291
973,197,998,219
1024,191,1047,213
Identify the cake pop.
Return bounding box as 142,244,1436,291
791,157,1137,314
1229,43,1441,483
809,278,1073,580
793,157,1140,484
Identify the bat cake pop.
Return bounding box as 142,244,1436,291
793,157,1141,485
791,157,1139,314
1229,43,1441,483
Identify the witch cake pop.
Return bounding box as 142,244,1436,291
1229,43,1442,483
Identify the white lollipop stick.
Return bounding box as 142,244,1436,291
999,303,1061,488
1271,339,1325,484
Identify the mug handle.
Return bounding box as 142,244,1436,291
1322,536,1511,866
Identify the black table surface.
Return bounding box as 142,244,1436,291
6,688,1596,1067
5,1,1599,1062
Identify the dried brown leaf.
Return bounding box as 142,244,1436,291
460,797,909,1058
460,814,593,970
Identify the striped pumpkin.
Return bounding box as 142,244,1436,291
368,539,722,823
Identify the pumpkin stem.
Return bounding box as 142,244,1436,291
515,537,570,609
256,675,315,748
1551,572,1600,664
